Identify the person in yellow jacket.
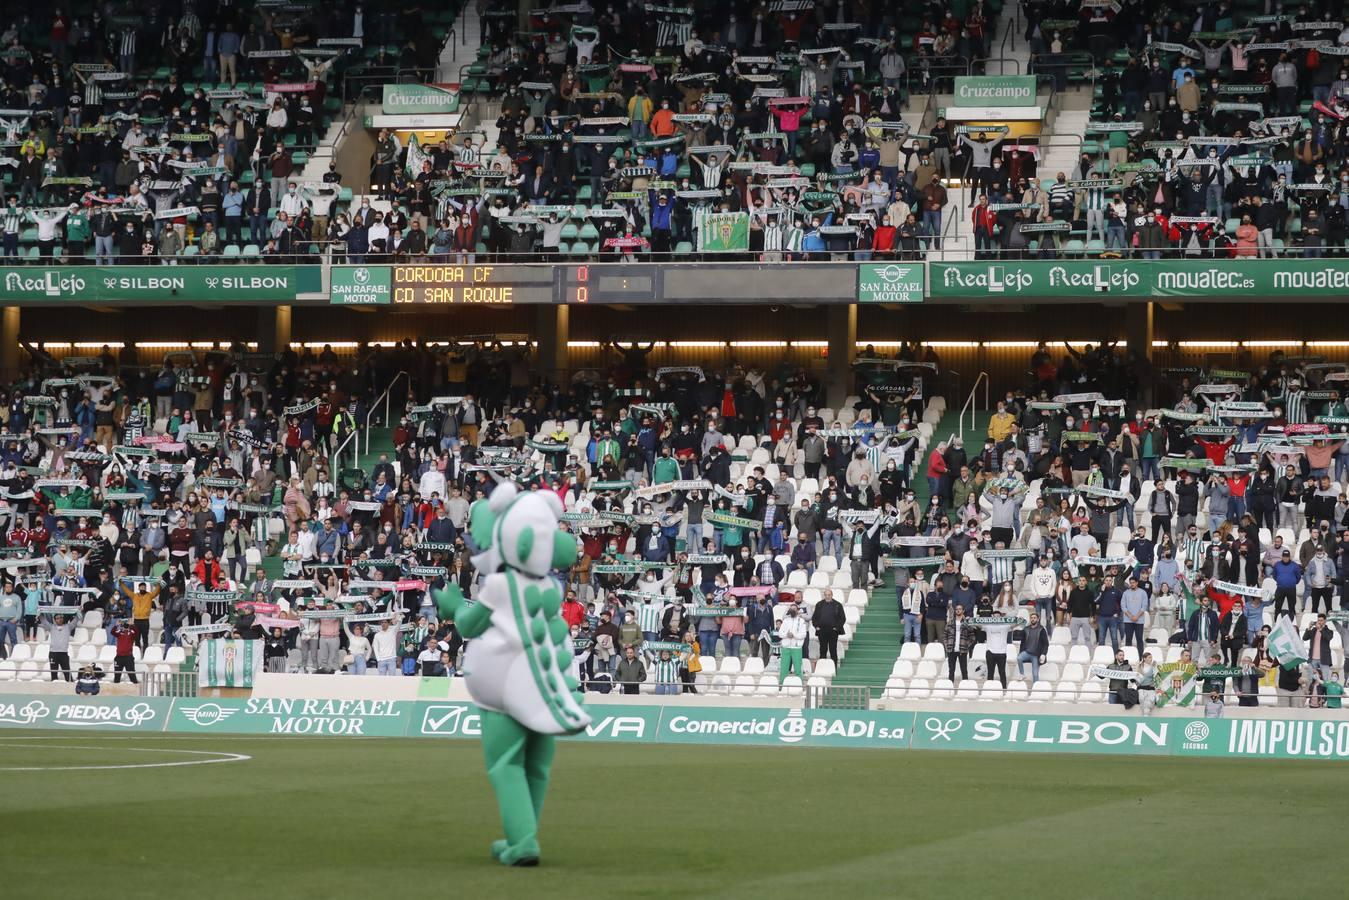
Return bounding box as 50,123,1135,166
627,87,654,140
681,632,701,694
987,400,1016,442
120,580,161,652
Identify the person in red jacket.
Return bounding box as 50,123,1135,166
872,215,897,257
927,441,949,506
560,595,585,629
110,618,138,684
971,196,995,258
193,553,225,589
1194,436,1234,465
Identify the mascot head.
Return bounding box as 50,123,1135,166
471,482,577,578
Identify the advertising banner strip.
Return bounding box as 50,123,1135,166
3,697,1349,760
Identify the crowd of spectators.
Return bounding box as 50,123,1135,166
972,2,1349,257
0,0,445,263
1,335,1347,710
357,0,1005,261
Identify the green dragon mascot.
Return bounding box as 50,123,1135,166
433,482,589,866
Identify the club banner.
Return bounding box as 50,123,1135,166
688,606,748,617
705,511,762,531
634,479,710,497
886,555,949,568
697,212,749,253
1267,616,1307,670
1207,579,1265,598
1089,665,1142,681
198,638,264,688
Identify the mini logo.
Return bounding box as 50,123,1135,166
924,716,964,741
205,277,219,289
180,703,239,728
874,264,914,283
777,709,807,744
1184,721,1210,744
103,278,117,289
352,267,371,285
0,699,49,725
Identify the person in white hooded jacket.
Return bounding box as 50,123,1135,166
777,605,808,684
1027,556,1058,632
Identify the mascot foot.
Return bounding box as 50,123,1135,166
495,838,541,867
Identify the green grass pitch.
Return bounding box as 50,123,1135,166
3,732,1347,899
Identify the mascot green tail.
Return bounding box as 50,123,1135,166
432,482,589,866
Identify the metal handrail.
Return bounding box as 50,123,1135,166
331,428,359,475
958,370,990,439
364,370,411,458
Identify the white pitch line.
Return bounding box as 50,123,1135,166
0,743,251,771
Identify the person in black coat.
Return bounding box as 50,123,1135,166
1219,606,1248,666
811,589,847,664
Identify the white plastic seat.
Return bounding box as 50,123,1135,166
914,659,940,680
1051,628,1071,646
906,678,930,699
979,683,1005,702
1046,645,1067,665
779,675,804,695
143,646,165,665
921,642,945,662
1078,683,1106,703
76,645,98,663
0,660,14,680
82,610,104,630
15,661,36,681
710,674,731,694
732,675,756,695
785,570,809,589
884,682,906,700
1028,682,1053,702
718,656,741,676
846,589,869,607
1005,681,1029,702
97,645,116,664
891,659,915,679
1060,663,1086,683
1067,645,1091,664
831,572,854,591
73,627,91,644
1052,684,1078,702
1038,662,1061,683
956,681,981,700
742,657,765,676
808,571,831,589
90,630,108,647
813,659,836,678
1090,646,1115,666
899,642,921,661
165,647,186,665
931,678,955,699
8,644,30,663
699,655,717,673
817,555,839,574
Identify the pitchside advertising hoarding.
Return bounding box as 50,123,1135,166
856,263,925,303
0,266,320,303
5,695,1349,759
928,259,1349,299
